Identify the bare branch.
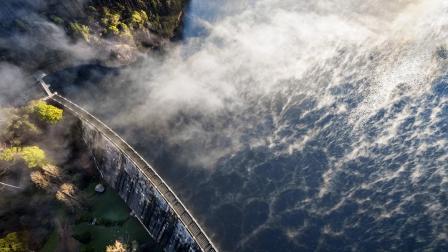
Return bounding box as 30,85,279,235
0,181,22,189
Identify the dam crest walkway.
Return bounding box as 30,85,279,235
38,79,217,252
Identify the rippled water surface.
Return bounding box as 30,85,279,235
53,0,448,251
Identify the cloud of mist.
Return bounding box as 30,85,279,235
94,0,448,168
1,0,445,169
4,1,445,250
0,0,99,71
0,63,32,106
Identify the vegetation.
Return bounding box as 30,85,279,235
130,10,149,29
30,170,50,189
98,7,134,38
117,23,131,37
106,240,128,252
69,22,91,42
49,15,64,25
55,183,81,208
0,232,27,252
0,101,61,160
0,146,47,168
0,100,156,251
3,112,41,146
33,101,63,124
53,0,186,46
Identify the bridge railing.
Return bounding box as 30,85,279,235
50,94,217,252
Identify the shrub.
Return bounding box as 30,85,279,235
20,146,46,168
106,240,128,252
0,232,27,251
69,22,90,42
1,107,41,146
0,147,16,162
87,5,97,14
101,9,121,26
117,22,131,37
10,116,40,135
106,25,120,36
34,101,63,124
49,15,64,25
30,170,50,189
56,183,80,208
110,13,121,26
130,10,148,29
0,146,47,168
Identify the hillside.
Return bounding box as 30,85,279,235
0,0,187,69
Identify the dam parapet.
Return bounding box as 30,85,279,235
48,94,217,252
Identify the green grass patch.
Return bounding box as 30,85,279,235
73,217,152,251
72,183,153,251
85,184,129,223
39,230,58,252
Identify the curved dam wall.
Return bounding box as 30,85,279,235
49,94,217,252
82,125,198,252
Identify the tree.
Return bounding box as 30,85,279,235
0,232,27,252
0,146,47,168
30,171,50,190
55,183,82,209
1,108,41,146
20,146,47,168
69,22,91,42
33,101,63,124
130,10,148,29
106,240,128,252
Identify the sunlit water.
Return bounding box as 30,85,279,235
51,0,448,251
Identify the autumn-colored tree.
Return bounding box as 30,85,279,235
106,240,128,252
30,171,50,190
55,183,84,209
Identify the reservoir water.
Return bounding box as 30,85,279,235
51,0,448,251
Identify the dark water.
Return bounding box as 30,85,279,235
49,0,448,251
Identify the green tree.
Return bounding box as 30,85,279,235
130,10,148,29
3,113,41,146
106,25,120,36
117,22,131,37
0,146,47,168
34,101,63,124
69,22,91,42
0,232,27,252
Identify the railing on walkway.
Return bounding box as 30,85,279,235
50,94,217,252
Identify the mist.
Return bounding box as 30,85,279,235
3,0,448,251
0,0,104,72
73,0,447,250
75,0,446,169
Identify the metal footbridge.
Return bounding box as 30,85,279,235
37,77,217,252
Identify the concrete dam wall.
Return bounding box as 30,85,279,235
49,94,217,252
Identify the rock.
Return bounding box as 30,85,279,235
95,184,105,193
103,43,139,67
